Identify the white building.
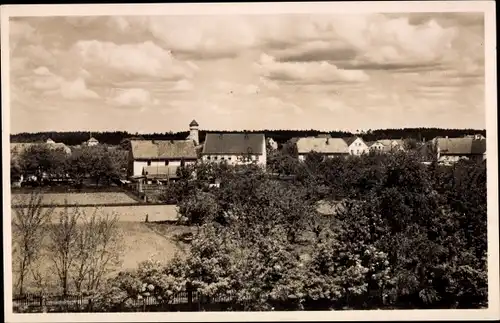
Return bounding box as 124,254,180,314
201,133,267,167
128,139,198,179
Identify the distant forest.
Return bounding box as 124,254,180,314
10,128,486,146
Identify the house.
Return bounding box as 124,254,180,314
343,136,369,155
129,139,198,178
296,137,350,161
431,136,486,164
367,141,385,152
87,137,99,146
201,133,267,167
376,139,405,152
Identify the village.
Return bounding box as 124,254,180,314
10,119,487,193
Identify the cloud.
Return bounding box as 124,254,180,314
256,53,369,84
28,66,99,100
108,88,157,108
168,80,194,92
71,40,198,81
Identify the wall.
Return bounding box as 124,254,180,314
349,138,369,155
132,159,195,177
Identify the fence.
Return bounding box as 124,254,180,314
12,290,250,313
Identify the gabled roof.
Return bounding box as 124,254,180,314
88,137,99,142
189,119,199,127
131,140,198,159
202,133,265,155
296,137,349,154
317,134,332,138
436,137,486,155
342,136,358,146
377,139,404,147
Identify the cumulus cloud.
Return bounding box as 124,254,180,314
256,53,369,84
108,88,157,108
29,66,99,100
71,40,197,81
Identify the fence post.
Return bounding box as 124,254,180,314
88,298,93,312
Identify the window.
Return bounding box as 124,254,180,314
356,149,359,154
164,160,169,166
214,156,218,160
221,157,225,160
147,160,151,166
228,157,232,160
207,156,211,160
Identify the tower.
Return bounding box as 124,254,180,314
189,119,199,145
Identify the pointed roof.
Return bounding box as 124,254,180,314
342,136,359,146
189,119,199,127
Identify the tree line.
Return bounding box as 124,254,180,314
92,149,487,311
11,128,486,146
11,144,129,186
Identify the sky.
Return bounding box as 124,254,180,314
8,12,485,134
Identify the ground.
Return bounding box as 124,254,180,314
10,192,193,295
11,222,194,295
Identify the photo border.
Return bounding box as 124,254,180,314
2,1,498,321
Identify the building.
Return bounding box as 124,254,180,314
87,137,99,146
201,133,267,167
431,136,486,164
296,137,350,161
376,139,405,152
343,136,369,155
186,119,200,145
367,141,385,152
10,140,71,157
129,139,198,178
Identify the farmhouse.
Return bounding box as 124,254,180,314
343,136,369,155
201,133,267,167
431,136,486,164
129,139,198,179
296,137,350,161
367,141,385,152
377,139,405,152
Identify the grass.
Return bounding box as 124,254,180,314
11,222,194,295
11,192,139,206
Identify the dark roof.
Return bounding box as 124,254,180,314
189,119,199,127
437,137,486,155
202,133,265,155
130,140,198,159
342,136,359,146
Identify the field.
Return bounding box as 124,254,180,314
11,192,139,206
11,222,194,295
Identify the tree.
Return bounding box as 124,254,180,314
49,202,81,296
11,190,54,295
48,204,123,296
74,210,123,294
69,146,117,186
19,144,68,181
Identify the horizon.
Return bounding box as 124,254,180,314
8,13,485,133
9,126,488,137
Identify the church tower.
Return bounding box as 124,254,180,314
188,119,199,145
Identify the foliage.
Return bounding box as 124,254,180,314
101,150,487,310
18,144,69,179
11,190,55,295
